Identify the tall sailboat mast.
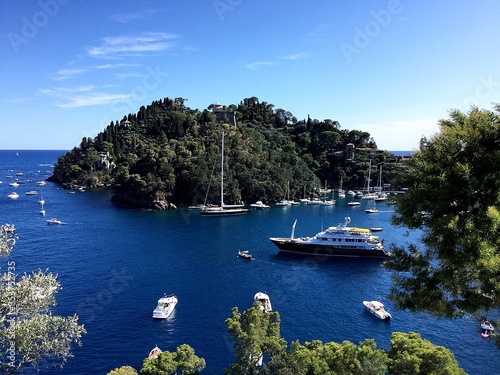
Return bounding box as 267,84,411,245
220,131,225,207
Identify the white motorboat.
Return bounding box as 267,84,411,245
46,218,62,225
320,199,335,206
148,345,162,359
347,201,361,206
238,250,253,259
481,320,495,331
363,300,392,320
307,198,321,205
275,199,291,206
254,292,272,313
152,294,178,319
365,207,379,214
269,217,390,258
250,201,270,209
8,192,19,200
25,190,38,195
9,182,19,187
201,132,250,216
36,181,46,186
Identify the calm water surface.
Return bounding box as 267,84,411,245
0,150,498,374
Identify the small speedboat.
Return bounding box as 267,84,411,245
46,218,62,225
250,201,270,209
152,294,178,319
8,192,19,200
363,300,392,320
238,250,253,259
365,207,379,214
148,345,162,359
481,320,495,332
254,292,272,313
347,201,361,206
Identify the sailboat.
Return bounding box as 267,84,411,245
201,132,250,216
361,160,377,200
338,177,346,198
374,165,387,201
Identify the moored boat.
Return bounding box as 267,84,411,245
481,320,495,332
148,345,162,359
269,217,390,258
254,292,272,313
8,192,19,200
363,300,392,320
201,132,250,216
152,294,178,319
238,250,253,259
250,201,270,209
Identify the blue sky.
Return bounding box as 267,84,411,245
1,0,499,151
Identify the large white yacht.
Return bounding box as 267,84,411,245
269,217,390,258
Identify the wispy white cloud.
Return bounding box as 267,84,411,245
87,32,178,58
110,9,156,23
40,86,132,108
283,52,309,61
52,68,88,81
114,72,148,79
245,61,274,70
9,96,36,104
95,63,142,69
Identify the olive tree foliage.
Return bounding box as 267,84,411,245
0,226,86,375
384,105,500,319
140,344,205,375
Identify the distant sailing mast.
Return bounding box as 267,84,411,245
201,131,249,216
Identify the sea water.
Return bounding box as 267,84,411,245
0,150,498,375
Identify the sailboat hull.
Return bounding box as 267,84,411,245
201,208,250,216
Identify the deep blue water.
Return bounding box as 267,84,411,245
0,150,498,375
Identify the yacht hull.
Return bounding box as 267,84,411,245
269,238,390,258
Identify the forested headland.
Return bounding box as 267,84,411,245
49,96,408,209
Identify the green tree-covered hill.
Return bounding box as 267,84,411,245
49,96,407,209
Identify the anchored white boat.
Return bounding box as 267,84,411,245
363,300,392,320
8,192,19,200
238,250,253,259
148,345,162,359
250,201,270,209
152,294,178,319
201,132,249,216
254,292,272,313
